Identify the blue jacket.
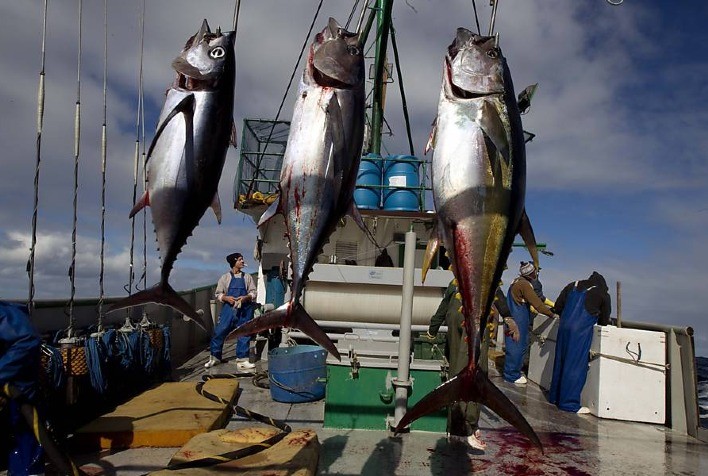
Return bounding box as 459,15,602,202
0,301,41,400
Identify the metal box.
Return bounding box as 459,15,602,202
527,315,560,390
581,326,666,423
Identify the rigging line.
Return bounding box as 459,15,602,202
67,0,83,335
389,20,414,157
471,0,481,36
98,0,109,328
232,0,241,32
140,8,148,293
245,0,325,199
488,0,499,36
126,0,146,298
355,0,371,34
345,0,361,30
28,0,50,320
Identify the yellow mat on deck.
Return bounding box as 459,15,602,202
149,427,319,475
74,380,239,450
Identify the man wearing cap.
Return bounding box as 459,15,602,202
205,253,257,370
504,261,558,384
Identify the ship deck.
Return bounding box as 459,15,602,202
40,342,706,476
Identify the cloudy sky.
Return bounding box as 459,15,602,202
1,1,707,355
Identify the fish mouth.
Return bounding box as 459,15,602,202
446,62,497,99
175,71,219,91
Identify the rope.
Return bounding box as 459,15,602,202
41,343,66,391
67,0,83,335
162,374,293,471
97,0,108,326
85,335,108,394
471,0,481,36
125,0,146,298
28,0,50,320
389,20,414,157
245,0,325,199
232,0,241,32
345,0,361,30
162,325,172,370
588,349,668,372
488,0,500,36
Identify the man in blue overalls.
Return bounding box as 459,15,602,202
549,272,611,413
205,253,257,371
504,262,558,384
0,301,44,475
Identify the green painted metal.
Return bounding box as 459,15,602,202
324,363,447,432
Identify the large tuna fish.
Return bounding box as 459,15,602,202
393,29,542,449
109,20,237,328
231,18,366,360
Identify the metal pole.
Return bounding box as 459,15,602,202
616,281,622,328
393,228,415,428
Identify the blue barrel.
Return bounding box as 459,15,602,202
353,153,382,209
268,345,327,403
383,155,420,211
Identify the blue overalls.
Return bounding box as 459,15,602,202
0,301,44,475
209,274,254,360
548,283,597,412
504,280,531,382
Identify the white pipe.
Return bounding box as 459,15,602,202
394,229,416,428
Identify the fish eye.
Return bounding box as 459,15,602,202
210,47,225,59
487,49,499,58
347,45,360,56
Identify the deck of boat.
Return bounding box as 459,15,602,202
44,344,707,476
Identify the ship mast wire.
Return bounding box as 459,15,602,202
66,0,83,336
28,0,50,320
471,0,481,35
488,0,499,36
389,20,414,157
126,0,146,304
245,0,325,200
232,0,241,31
97,0,109,329
345,0,362,30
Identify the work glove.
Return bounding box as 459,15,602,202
504,318,520,342
424,331,437,341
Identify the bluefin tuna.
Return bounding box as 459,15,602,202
393,29,543,450
231,18,366,360
109,20,237,328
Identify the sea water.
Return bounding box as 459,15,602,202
697,356,707,428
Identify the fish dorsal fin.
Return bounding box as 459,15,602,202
424,117,438,155
422,224,441,283
517,208,539,269
129,190,150,218
258,196,281,228
479,100,509,162
146,94,196,165
211,193,222,224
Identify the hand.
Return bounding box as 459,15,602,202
505,318,520,342
223,296,237,306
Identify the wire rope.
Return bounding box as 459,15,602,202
67,0,83,336
126,0,146,299
471,0,481,36
28,0,50,319
97,0,109,328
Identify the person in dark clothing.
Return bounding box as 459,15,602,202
374,248,394,267
548,271,612,413
0,301,44,475
426,278,488,451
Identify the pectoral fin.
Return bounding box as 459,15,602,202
211,193,222,224
146,94,196,164
479,100,509,163
422,224,441,283
129,190,150,218
258,196,281,227
517,208,539,269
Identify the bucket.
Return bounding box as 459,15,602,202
268,345,327,403
383,155,420,211
353,153,383,209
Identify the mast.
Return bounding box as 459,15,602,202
369,0,393,155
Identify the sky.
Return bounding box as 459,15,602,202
1,0,707,356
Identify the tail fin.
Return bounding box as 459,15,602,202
108,283,206,332
393,366,543,452
230,302,341,361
